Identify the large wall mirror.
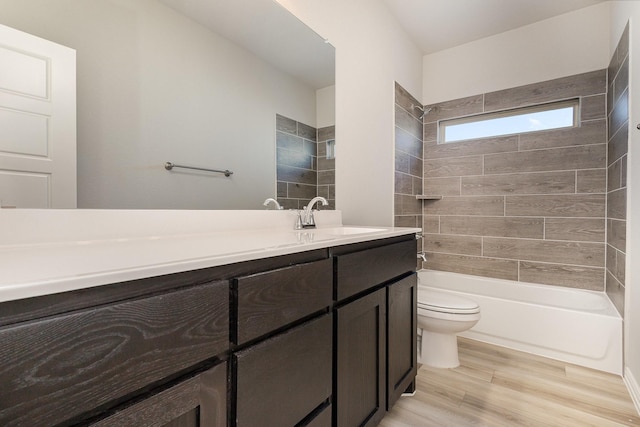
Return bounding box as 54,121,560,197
0,0,335,210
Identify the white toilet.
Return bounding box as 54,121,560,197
417,286,480,368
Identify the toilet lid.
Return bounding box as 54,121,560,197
418,289,480,314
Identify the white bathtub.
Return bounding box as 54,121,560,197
418,269,623,375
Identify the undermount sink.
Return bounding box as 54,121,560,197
315,227,387,235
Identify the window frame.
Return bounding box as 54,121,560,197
438,98,580,144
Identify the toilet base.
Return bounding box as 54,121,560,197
420,329,460,368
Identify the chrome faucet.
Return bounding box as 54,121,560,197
295,196,328,229
263,198,283,210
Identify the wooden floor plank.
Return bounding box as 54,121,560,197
381,338,640,426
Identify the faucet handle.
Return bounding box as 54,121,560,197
294,210,303,230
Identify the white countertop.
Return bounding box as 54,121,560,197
0,209,420,303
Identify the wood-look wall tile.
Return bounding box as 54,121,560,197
395,172,413,195
287,183,317,199
581,94,606,121
317,170,335,186
424,122,438,143
396,104,422,140
606,244,617,275
298,122,317,141
277,181,287,198
317,156,335,172
440,216,544,238
395,82,422,120
485,145,606,174
277,198,300,210
276,148,313,170
276,114,297,134
608,122,628,166
395,150,409,174
607,188,626,220
424,234,482,256
317,185,329,199
395,194,422,215
615,249,626,285
424,156,483,177
484,70,606,112
576,169,606,193
613,56,629,103
505,194,605,217
621,156,627,188
544,218,605,242
395,215,419,228
423,215,440,234
424,94,484,122
423,196,504,216
483,238,604,267
409,156,423,177
461,171,575,195
608,219,626,252
519,262,605,291
425,135,518,159
607,160,623,192
317,125,335,142
518,120,606,151
276,131,303,151
609,90,629,140
609,24,629,85
425,252,519,281
424,177,461,196
606,271,625,316
277,165,317,186
396,126,423,158
413,176,423,196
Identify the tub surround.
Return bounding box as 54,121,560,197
419,70,608,291
606,23,629,316
0,209,418,303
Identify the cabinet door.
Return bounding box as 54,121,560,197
91,362,227,427
235,314,332,427
335,288,386,427
387,273,418,409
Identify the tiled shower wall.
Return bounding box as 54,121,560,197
276,114,335,210
394,83,424,227
421,70,608,291
606,24,629,315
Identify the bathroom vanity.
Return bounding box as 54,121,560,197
0,210,419,427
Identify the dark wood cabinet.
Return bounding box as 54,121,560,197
1,234,416,427
234,314,333,427
387,273,418,409
92,362,227,427
335,288,387,427
0,281,229,427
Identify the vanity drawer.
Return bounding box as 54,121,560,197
0,281,229,427
234,258,332,345
335,238,417,301
234,314,332,427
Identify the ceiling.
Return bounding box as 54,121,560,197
382,0,608,55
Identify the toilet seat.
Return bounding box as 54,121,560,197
418,289,480,314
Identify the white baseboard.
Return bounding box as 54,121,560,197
624,367,640,416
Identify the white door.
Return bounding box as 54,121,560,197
0,24,76,208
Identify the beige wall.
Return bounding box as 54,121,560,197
422,2,610,105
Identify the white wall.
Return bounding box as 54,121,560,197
0,0,318,210
423,2,611,105
611,0,640,412
316,85,336,129
276,0,423,226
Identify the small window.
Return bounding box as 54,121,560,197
439,99,578,144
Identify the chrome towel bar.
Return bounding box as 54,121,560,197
164,162,233,177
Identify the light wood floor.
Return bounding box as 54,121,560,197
380,338,640,427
